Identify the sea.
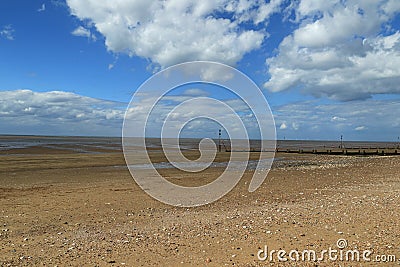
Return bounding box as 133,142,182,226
0,136,398,171
0,135,397,151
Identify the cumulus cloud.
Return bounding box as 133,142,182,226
66,0,284,68
265,0,400,101
254,0,285,24
0,25,15,40
71,26,96,41
0,90,125,136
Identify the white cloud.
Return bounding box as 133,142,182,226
1,89,398,140
0,90,125,136
274,98,400,140
254,0,285,24
38,3,46,12
331,116,346,122
297,0,340,18
71,26,96,41
382,0,400,16
265,0,400,101
0,25,15,40
124,88,270,139
182,88,209,97
199,64,235,82
66,0,284,68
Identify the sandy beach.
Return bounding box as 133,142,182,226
1,140,400,266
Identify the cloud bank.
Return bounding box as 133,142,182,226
0,89,399,140
0,90,125,136
274,98,400,141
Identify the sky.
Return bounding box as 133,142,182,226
1,0,400,141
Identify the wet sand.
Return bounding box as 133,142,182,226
1,144,400,266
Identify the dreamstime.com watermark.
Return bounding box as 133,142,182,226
122,61,276,207
257,239,398,263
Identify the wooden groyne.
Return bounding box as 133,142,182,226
276,148,399,156
225,147,400,156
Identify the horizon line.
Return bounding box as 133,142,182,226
0,133,399,143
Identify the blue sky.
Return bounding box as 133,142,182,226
0,0,150,102
1,0,400,141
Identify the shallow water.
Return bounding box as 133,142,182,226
121,158,277,171
0,136,121,152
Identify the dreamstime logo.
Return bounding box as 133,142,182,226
122,61,276,207
256,238,395,263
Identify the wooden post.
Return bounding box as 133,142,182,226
218,129,221,152
340,135,343,149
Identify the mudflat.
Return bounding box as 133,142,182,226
1,143,400,266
